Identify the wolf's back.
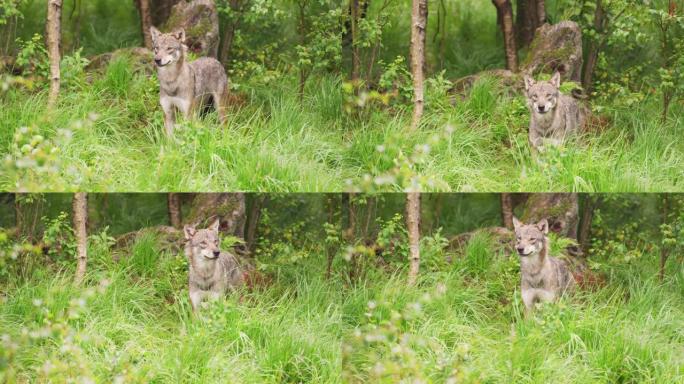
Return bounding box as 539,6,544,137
190,57,229,96
550,256,576,293
218,251,244,289
559,94,587,134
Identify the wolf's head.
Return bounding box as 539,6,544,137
523,72,561,115
150,26,186,68
184,219,221,260
512,217,548,257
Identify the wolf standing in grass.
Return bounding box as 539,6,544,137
150,27,230,136
184,219,244,312
513,217,576,315
524,72,586,152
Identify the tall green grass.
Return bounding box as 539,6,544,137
1,0,682,192
1,53,683,192
0,236,347,382
341,235,684,383
1,232,683,382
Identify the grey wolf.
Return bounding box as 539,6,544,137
150,27,229,136
513,217,576,315
184,219,244,312
523,72,586,151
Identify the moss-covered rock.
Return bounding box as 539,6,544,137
522,21,583,82
452,20,584,96
521,193,579,239
163,0,219,58
185,193,246,239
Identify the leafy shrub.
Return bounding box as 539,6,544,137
342,284,477,383
14,33,49,79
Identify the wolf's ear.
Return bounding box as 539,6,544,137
550,72,561,88
183,224,196,240
150,26,161,43
523,75,534,91
512,216,522,231
536,219,549,234
172,28,186,43
208,219,220,233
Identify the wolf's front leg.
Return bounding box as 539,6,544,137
528,129,543,154
214,92,228,125
548,128,566,147
189,289,204,313
161,99,175,136
538,289,557,304
178,98,195,122
521,289,536,318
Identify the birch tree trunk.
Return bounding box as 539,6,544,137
138,0,154,49
501,193,514,230
410,0,428,130
73,192,88,285
492,0,518,72
350,0,361,85
167,193,182,229
406,192,421,286
47,0,63,110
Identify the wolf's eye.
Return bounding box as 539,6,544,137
531,96,538,101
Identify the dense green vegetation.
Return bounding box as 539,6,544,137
1,194,683,382
0,0,682,191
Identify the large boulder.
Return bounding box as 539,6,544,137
164,0,219,58
521,21,583,83
520,193,579,240
452,20,584,97
184,193,246,240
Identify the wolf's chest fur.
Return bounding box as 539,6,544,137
188,251,242,293
521,266,548,288
158,64,194,98
520,252,575,298
189,256,221,290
